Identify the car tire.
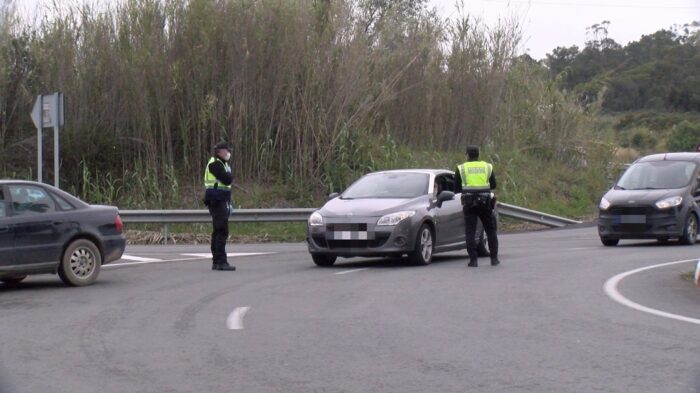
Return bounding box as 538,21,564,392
1,276,27,285
312,254,337,267
679,213,698,245
408,224,434,266
601,237,619,246
58,239,102,286
477,231,490,257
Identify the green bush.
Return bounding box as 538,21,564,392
666,121,700,152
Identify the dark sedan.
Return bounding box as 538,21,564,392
598,153,700,246
307,170,492,266
0,180,125,286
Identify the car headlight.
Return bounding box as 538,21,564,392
309,211,324,226
599,197,611,210
377,211,415,226
655,196,682,209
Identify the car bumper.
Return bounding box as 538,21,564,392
598,208,683,239
102,235,126,264
307,216,418,257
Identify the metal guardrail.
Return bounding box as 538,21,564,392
119,203,581,242
497,202,582,228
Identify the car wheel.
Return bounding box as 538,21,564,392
58,239,102,286
679,213,698,245
312,254,337,267
1,276,27,285
409,224,434,265
600,237,619,246
477,231,490,257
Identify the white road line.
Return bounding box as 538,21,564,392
695,260,700,288
603,259,700,326
120,255,163,262
105,257,203,268
226,306,251,330
335,268,370,275
180,252,275,258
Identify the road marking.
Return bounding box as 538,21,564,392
335,268,370,275
695,260,700,288
604,259,700,326
226,306,251,330
180,252,275,258
105,252,276,269
120,254,163,262
105,257,203,268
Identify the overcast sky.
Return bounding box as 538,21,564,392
13,0,700,59
430,0,700,59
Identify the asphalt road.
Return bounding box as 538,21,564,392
1,226,699,393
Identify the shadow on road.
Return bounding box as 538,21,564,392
317,253,469,270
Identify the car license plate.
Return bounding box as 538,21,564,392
619,215,646,224
329,231,370,240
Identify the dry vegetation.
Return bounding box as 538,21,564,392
0,0,613,215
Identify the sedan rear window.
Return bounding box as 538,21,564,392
617,161,697,190
342,173,429,199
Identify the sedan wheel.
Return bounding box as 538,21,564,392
409,224,433,265
679,213,698,245
58,239,101,286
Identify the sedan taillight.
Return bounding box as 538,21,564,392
115,214,123,233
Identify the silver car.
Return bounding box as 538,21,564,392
307,170,493,266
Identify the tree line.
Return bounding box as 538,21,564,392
0,0,609,207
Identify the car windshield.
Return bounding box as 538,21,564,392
616,160,697,190
342,172,429,199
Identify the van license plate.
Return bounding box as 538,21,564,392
619,215,646,224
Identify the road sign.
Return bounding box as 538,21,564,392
31,93,64,129
30,93,64,188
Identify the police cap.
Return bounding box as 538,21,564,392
214,142,231,152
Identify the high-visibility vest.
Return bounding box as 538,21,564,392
204,157,232,191
458,161,492,190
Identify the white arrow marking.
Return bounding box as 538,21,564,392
226,307,251,330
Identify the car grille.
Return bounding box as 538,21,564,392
607,206,655,215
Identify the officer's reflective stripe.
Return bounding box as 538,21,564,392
459,161,492,189
204,157,232,190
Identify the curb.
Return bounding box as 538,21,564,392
695,260,700,288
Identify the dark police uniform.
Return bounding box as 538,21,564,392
454,156,500,267
204,149,235,271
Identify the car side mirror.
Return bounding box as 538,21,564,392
436,191,455,207
328,192,339,201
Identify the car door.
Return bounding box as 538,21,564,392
0,185,15,268
433,174,464,246
8,184,65,266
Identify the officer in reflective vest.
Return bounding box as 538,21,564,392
204,142,236,271
454,145,500,267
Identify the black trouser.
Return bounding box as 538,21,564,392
207,200,229,265
464,205,499,260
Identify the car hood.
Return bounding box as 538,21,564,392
603,189,683,206
320,197,424,217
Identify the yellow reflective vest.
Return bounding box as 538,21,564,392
458,161,493,190
203,157,232,191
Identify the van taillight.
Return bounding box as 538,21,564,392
115,214,123,233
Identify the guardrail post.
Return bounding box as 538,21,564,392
163,224,169,245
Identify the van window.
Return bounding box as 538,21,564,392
617,161,697,190
0,189,6,218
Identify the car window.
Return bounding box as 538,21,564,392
0,189,6,218
9,185,56,215
51,192,75,211
342,173,429,199
617,161,697,190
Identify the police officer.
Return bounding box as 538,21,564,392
204,142,236,271
454,145,500,267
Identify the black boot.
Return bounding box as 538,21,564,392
467,257,478,267
212,263,236,271
490,257,500,266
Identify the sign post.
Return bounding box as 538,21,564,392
31,93,64,188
